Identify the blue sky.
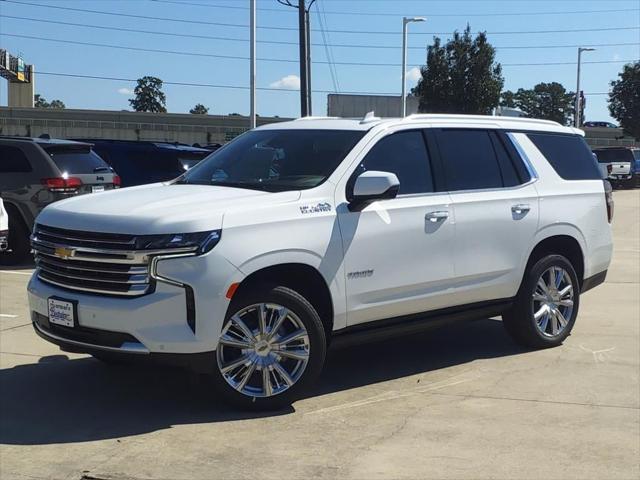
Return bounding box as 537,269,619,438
0,0,638,121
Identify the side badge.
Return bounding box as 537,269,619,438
300,202,332,215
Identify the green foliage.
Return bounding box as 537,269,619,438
412,26,503,115
189,103,209,115
608,62,640,140
500,82,575,125
129,76,167,113
34,94,65,109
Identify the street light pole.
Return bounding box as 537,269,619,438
401,17,425,117
249,0,256,129
575,47,595,127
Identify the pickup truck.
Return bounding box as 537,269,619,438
593,147,640,188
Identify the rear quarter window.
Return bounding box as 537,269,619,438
0,145,32,172
527,133,602,180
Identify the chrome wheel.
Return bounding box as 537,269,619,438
532,266,575,337
217,303,310,398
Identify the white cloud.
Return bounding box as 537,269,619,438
117,87,133,95
406,67,422,83
269,74,300,90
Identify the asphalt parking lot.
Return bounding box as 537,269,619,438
1,190,638,480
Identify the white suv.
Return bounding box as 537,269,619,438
28,114,613,409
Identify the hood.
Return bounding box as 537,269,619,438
37,183,301,234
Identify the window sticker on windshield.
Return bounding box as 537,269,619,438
300,202,332,215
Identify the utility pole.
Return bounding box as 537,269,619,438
278,0,315,117
401,17,425,117
575,47,595,127
298,0,308,117
249,0,256,128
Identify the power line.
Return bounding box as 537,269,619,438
2,33,637,68
315,1,339,92
150,0,640,18
33,71,613,97
2,1,638,36
3,14,639,52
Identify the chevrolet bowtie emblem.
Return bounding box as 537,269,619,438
54,247,74,259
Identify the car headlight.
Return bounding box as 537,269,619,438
134,230,221,255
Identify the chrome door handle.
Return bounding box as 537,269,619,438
426,211,449,222
511,204,531,215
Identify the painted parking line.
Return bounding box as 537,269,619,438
0,270,33,276
0,314,19,318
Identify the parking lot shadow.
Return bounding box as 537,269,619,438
0,318,524,445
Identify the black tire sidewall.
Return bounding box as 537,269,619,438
520,254,581,347
210,284,327,411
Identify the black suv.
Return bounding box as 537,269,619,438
0,136,119,264
75,140,212,187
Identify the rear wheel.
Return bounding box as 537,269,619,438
503,254,580,349
211,285,326,410
0,210,31,265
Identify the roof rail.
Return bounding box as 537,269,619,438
293,116,340,121
405,113,561,127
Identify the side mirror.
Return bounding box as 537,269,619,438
348,170,400,208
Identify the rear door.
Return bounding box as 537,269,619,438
44,144,118,194
433,128,540,305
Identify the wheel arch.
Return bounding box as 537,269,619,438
523,232,586,289
228,262,336,340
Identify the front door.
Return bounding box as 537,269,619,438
337,129,457,326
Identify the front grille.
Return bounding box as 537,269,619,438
32,224,152,297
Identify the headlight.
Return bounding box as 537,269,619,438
134,230,221,254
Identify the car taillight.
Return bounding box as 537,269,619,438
113,175,121,188
41,177,82,192
603,180,614,223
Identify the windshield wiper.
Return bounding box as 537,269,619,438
93,166,112,173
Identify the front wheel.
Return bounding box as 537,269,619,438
211,285,327,410
503,254,580,349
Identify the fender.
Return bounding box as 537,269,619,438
235,249,347,331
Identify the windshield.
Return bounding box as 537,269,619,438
594,149,634,163
178,129,365,191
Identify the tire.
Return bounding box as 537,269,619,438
0,210,31,266
211,284,327,410
503,254,580,349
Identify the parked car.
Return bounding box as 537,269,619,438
29,115,612,410
74,140,211,187
0,136,120,264
0,198,8,253
583,121,618,128
593,147,640,188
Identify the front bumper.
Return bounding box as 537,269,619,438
28,252,243,356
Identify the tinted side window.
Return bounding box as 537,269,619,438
0,145,32,172
358,130,433,194
436,130,503,191
527,133,601,180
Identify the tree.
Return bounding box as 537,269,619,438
412,26,503,114
189,103,209,115
608,61,640,140
129,76,166,113
34,94,66,109
48,99,66,109
500,82,575,124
